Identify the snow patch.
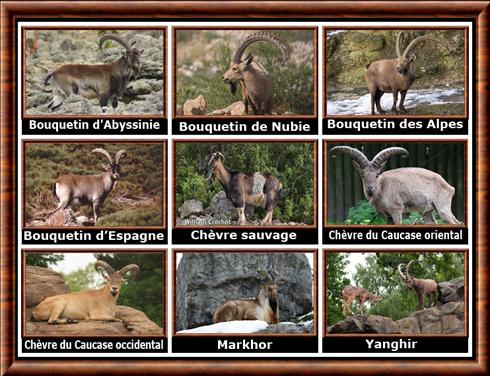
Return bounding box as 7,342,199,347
178,320,269,334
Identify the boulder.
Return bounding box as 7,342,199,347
364,315,401,334
258,321,313,334
176,253,312,331
208,191,254,220
438,276,464,304
25,266,70,308
209,101,245,116
178,200,204,219
183,95,206,115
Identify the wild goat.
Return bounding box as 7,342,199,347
45,34,143,113
365,32,449,115
32,261,139,330
203,152,283,225
398,260,438,310
222,31,290,114
48,148,127,223
329,146,459,224
213,269,279,325
341,285,382,317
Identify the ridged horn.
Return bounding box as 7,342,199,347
91,148,113,164
114,150,127,164
118,264,140,278
329,146,370,169
371,147,409,169
396,32,405,58
99,34,131,51
405,260,415,279
397,263,407,281
95,260,115,276
402,34,447,59
233,31,290,65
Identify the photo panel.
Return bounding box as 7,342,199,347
173,140,318,244
323,140,467,244
173,27,318,135
22,249,167,354
22,141,167,245
324,249,468,355
323,27,468,135
172,249,317,353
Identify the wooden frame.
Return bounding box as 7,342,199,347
1,1,488,375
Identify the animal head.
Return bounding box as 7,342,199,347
397,260,416,288
95,260,140,297
203,151,225,180
222,31,290,95
91,148,127,181
368,293,383,303
329,146,409,198
257,269,280,312
99,34,144,76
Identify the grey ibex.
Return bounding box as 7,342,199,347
213,269,279,325
397,260,438,310
203,151,283,225
329,146,460,224
222,31,290,114
365,32,450,115
32,261,140,330
45,34,143,113
341,285,382,317
49,147,127,223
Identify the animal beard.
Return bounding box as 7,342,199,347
269,297,278,313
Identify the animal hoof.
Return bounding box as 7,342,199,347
67,319,78,324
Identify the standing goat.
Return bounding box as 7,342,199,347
397,260,438,310
365,32,449,115
329,146,459,224
32,261,139,330
341,285,382,317
213,269,279,325
222,31,290,114
203,152,283,225
45,34,143,113
49,148,127,223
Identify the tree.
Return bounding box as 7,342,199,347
326,253,351,325
26,253,64,268
63,263,99,292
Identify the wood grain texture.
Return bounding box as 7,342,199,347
1,1,489,375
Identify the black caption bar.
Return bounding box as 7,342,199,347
22,337,167,353
173,117,318,135
22,228,167,245
173,227,318,244
323,118,468,135
22,118,167,135
173,335,317,353
323,227,467,245
323,336,468,353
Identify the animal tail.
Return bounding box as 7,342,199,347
44,73,53,86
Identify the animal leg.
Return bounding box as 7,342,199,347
92,199,101,223
111,96,118,110
48,94,65,111
99,94,110,114
437,206,460,224
260,210,273,226
422,210,436,224
236,207,247,225
375,90,385,114
399,91,408,113
370,93,376,115
359,297,366,314
391,90,399,113
419,294,425,310
389,209,403,224
89,313,133,330
47,301,77,324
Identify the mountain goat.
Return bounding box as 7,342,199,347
329,146,460,224
341,286,382,317
397,260,438,309
222,31,290,114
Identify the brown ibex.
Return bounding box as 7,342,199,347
213,269,279,325
32,261,139,330
45,34,143,113
329,146,459,224
341,285,382,317
365,32,450,115
203,152,283,225
222,31,290,114
49,147,127,223
398,260,438,310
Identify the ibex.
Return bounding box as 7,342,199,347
45,34,143,113
213,269,279,325
365,32,449,115
341,285,382,317
203,152,283,225
222,31,290,114
32,261,139,330
48,148,127,223
329,146,459,224
398,260,438,310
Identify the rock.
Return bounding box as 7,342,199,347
328,316,365,333
25,266,70,308
364,315,400,334
176,253,312,331
208,191,254,220
438,277,464,303
183,95,206,115
175,106,183,116
178,200,204,219
209,101,245,116
258,321,313,334
396,316,420,334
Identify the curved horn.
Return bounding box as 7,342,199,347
99,34,131,51
371,147,409,169
329,146,370,169
402,34,447,59
232,31,290,65
216,152,225,161
397,263,407,281
118,264,140,278
396,32,405,58
91,148,113,164
114,150,127,164
95,260,115,276
258,269,273,283
405,260,415,279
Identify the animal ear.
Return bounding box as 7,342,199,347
244,54,254,65
101,163,110,171
230,82,237,95
379,161,387,171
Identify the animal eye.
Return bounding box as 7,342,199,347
232,67,238,71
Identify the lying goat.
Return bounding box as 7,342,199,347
45,34,143,113
203,152,283,225
398,260,438,310
341,285,382,317
32,261,139,330
329,146,460,224
213,269,279,325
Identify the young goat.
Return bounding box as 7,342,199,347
32,261,139,330
397,260,438,310
203,152,283,225
49,148,127,223
45,34,143,113
213,270,279,325
329,146,460,224
341,285,382,317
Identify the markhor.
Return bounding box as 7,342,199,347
217,339,272,350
